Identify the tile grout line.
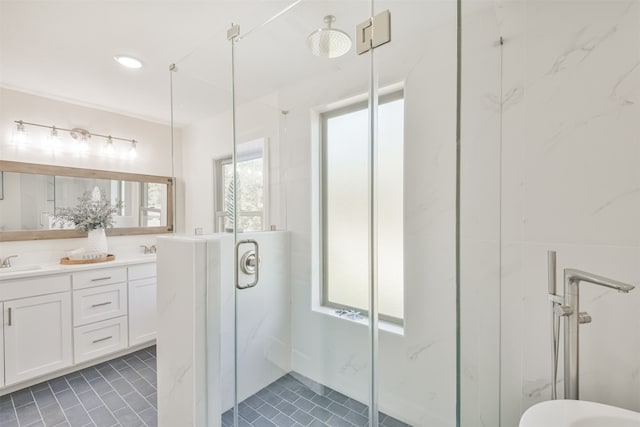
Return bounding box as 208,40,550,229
109,352,156,426
40,381,73,427
6,394,20,426
58,374,103,427
83,366,129,427
16,387,44,427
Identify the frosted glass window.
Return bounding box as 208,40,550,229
322,94,404,322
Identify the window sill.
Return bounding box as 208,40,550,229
312,305,405,336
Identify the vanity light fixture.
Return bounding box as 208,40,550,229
48,126,61,150
114,55,143,69
12,120,139,158
70,128,91,152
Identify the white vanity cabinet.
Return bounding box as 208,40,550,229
0,259,157,393
128,263,157,346
4,291,73,385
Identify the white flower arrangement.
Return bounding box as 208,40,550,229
53,187,123,232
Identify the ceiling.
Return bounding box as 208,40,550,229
0,1,455,127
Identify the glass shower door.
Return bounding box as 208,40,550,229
228,1,376,425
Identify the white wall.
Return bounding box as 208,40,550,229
0,88,179,262
493,1,640,425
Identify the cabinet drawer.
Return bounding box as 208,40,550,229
0,274,70,301
73,283,127,327
74,316,128,364
72,267,126,290
128,263,156,280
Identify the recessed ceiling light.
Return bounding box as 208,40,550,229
114,55,143,69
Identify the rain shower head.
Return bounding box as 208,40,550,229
307,15,352,59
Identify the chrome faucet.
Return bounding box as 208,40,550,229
140,245,156,254
562,268,635,400
0,255,18,268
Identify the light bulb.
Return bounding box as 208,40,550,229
79,135,90,153
11,121,27,144
48,126,61,150
128,140,137,159
104,136,115,156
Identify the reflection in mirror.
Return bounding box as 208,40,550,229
0,161,173,241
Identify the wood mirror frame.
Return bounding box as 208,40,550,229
0,160,174,241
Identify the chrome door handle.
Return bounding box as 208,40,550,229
235,239,259,290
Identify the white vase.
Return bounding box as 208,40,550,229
87,228,108,256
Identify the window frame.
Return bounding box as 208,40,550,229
320,90,405,325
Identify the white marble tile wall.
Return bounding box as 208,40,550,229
156,236,208,427
491,1,640,425
459,3,503,426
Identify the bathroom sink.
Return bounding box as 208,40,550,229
0,265,43,274
520,400,640,427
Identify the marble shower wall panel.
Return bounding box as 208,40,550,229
459,3,503,426
521,0,640,247
156,236,208,427
497,0,640,425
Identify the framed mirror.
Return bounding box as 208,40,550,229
0,161,174,241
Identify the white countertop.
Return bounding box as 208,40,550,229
0,254,157,281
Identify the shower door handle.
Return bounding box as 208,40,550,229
235,239,259,290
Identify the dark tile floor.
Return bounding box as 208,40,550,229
0,346,157,427
0,346,409,427
222,374,411,427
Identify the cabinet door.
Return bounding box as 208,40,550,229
4,292,72,385
129,277,157,346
